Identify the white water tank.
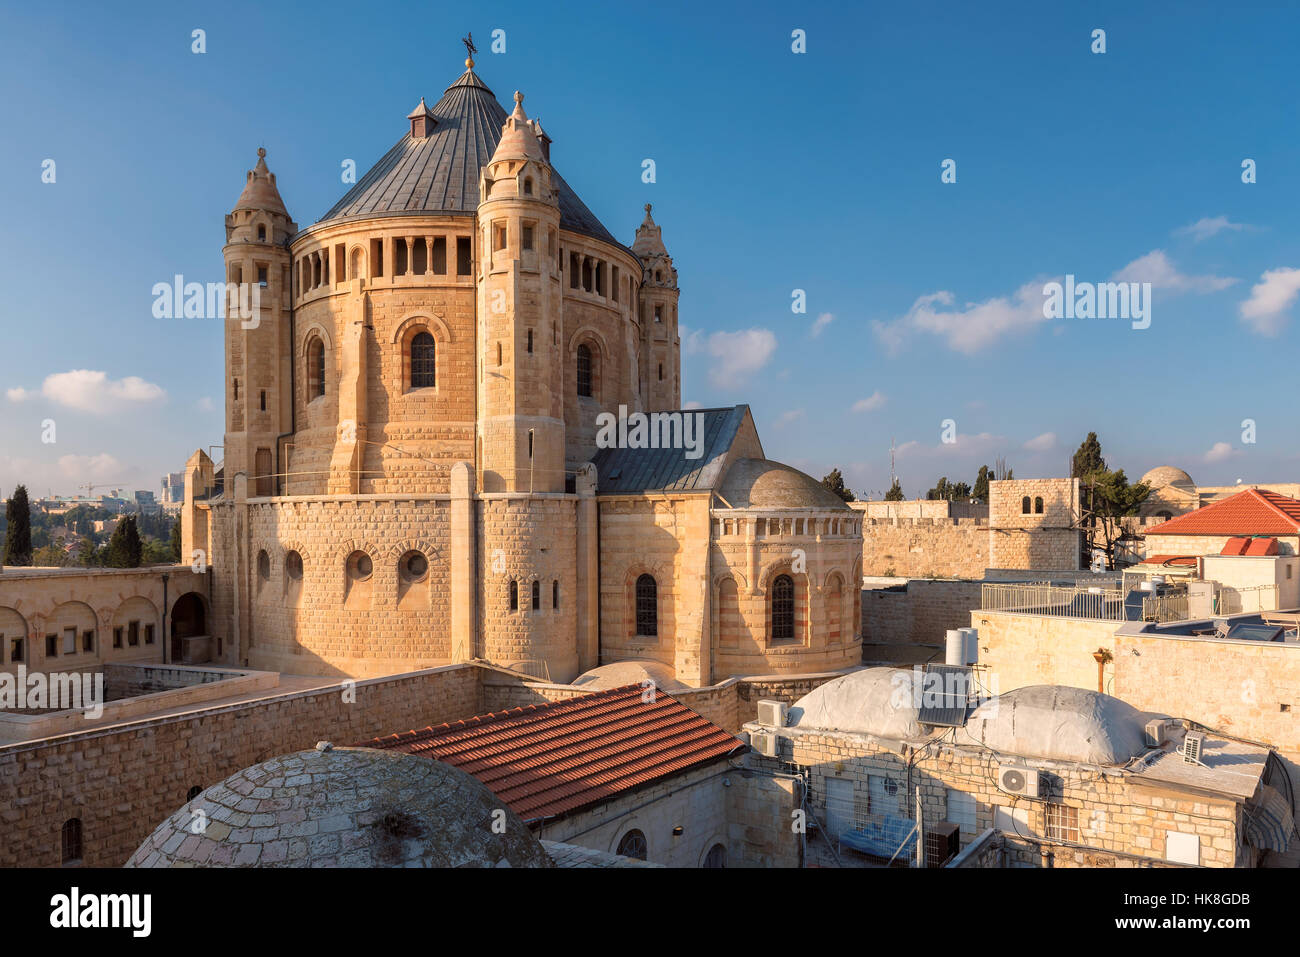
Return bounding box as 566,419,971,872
946,629,965,666
962,627,979,666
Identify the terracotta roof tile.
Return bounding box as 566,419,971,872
358,685,745,822
1144,488,1300,537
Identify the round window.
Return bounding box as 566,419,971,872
400,551,428,583
285,551,303,581
348,551,373,581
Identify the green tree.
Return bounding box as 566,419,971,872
168,519,182,563
104,515,143,568
32,544,67,567
1070,434,1149,567
3,485,32,566
972,465,992,503
926,476,972,501
820,468,856,503
1071,432,1105,478
884,478,904,501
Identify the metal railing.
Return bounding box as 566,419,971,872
1216,584,1280,615
980,583,1129,621
1141,593,1188,623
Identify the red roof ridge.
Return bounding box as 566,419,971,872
1144,486,1300,537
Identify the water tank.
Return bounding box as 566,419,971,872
946,629,965,666
962,627,979,665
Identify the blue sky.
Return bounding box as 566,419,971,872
2,1,1299,499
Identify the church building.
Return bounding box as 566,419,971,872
182,49,863,686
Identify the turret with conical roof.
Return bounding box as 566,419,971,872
634,204,680,410
223,148,296,500
476,91,565,494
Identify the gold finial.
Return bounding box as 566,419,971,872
465,57,474,69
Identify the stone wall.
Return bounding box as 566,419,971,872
750,724,1245,867
970,610,1120,694
863,579,984,648
0,664,482,867
858,517,988,579
989,478,1081,570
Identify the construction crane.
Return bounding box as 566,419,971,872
78,482,127,499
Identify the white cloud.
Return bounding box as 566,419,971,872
895,431,1007,460
682,400,702,410
197,396,215,412
6,370,166,414
1175,216,1247,243
1204,442,1238,464
774,409,805,428
681,326,706,356
852,391,886,413
810,312,834,338
1022,432,1057,452
57,453,126,481
706,328,777,389
1238,267,1300,336
1111,249,1236,294
872,281,1048,355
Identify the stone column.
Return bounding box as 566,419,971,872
575,464,599,674
450,462,476,663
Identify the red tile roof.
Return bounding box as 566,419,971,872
358,684,745,823
1144,488,1300,537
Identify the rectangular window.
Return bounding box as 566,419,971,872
369,238,384,277
654,305,662,323
145,624,155,645
522,225,534,251
1044,803,1080,843
456,237,472,275
63,627,77,655
493,223,507,252
258,265,269,287
113,627,123,649
82,630,94,653
431,237,447,274
128,621,140,647
46,634,58,658
10,638,24,663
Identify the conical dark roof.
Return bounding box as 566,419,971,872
319,69,619,246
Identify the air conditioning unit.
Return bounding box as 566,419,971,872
997,765,1040,797
924,822,961,867
750,732,780,758
1144,718,1175,748
756,699,788,728
1182,731,1205,765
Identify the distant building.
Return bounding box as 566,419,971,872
160,471,185,505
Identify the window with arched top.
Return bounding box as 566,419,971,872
771,574,795,642
617,829,648,861
410,331,436,389
1021,496,1031,514
703,843,726,868
524,177,533,195
576,344,593,397
308,338,325,399
187,785,203,802
1034,496,1044,514
531,580,540,611
635,574,657,637
257,225,266,242
61,818,83,866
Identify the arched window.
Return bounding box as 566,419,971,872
509,580,518,612
1021,496,1031,514
576,344,593,397
531,580,540,611
308,338,325,399
703,843,726,868
617,829,648,861
257,225,266,242
635,574,657,637
1034,496,1044,514
524,177,533,195
772,574,795,642
61,818,83,866
285,550,304,582
410,331,436,389
187,785,203,802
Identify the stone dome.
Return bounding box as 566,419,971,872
1141,465,1194,488
232,149,289,217
719,458,851,510
125,744,554,868
571,659,685,692
957,686,1154,766
787,667,924,740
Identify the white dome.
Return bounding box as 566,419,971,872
957,686,1154,766
787,668,924,740
571,660,684,692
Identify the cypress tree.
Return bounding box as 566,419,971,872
3,485,32,566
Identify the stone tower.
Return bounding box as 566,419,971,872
223,148,296,498
633,204,681,410
476,91,566,494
